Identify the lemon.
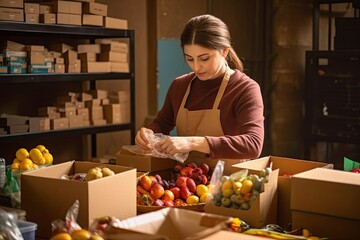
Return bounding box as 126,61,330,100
15,148,29,161
196,184,208,197
222,188,234,198
13,158,21,164
11,162,20,170
240,179,253,195
29,148,45,165
200,192,210,203
36,144,47,153
221,180,233,192
43,152,53,164
186,195,199,205
19,158,34,170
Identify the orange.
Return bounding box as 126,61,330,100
19,158,33,170
50,232,72,240
71,229,92,240
11,162,20,170
15,148,29,161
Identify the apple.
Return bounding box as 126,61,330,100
200,175,208,185
174,198,186,206
199,163,210,174
221,197,231,207
180,186,192,200
150,183,165,199
186,178,196,193
169,187,181,199
153,199,165,206
164,200,174,207
180,166,193,177
192,167,203,175
186,162,197,168
173,164,183,173
176,176,188,188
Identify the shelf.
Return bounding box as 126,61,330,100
0,21,134,38
0,123,133,141
316,0,356,4
0,72,133,84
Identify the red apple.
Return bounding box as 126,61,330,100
199,163,210,174
180,167,193,177
200,174,208,185
150,183,165,199
180,186,192,200
192,167,203,175
169,186,181,199
186,178,196,193
176,176,188,188
186,162,197,168
173,164,183,173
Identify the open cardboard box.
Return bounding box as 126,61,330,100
21,161,137,238
204,159,279,228
237,156,333,229
104,207,231,240
116,148,177,172
291,168,360,239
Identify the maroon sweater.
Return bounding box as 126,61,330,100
147,69,264,160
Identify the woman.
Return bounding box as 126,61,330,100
136,14,264,171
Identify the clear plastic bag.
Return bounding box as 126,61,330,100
124,130,189,163
51,200,82,235
0,208,24,240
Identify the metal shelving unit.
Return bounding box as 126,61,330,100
304,0,360,159
0,21,135,157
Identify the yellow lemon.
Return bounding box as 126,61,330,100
222,188,234,198
15,148,29,161
240,179,253,195
11,162,20,170
199,192,210,203
90,235,104,240
36,144,47,153
50,232,72,240
19,158,34,170
29,148,45,165
196,184,208,197
221,180,233,192
13,158,21,164
44,152,53,164
186,195,199,205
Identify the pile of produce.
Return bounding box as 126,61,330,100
11,145,53,171
137,162,212,207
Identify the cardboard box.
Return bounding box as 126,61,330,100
78,52,96,62
108,207,231,240
239,156,333,229
204,161,279,228
99,51,128,63
291,168,360,239
53,0,81,14
24,3,40,14
91,119,106,126
40,13,56,24
0,40,25,51
103,16,128,29
0,114,28,126
25,13,39,23
68,115,83,128
85,98,101,108
50,117,68,130
116,148,177,172
101,42,128,53
88,89,108,99
88,106,103,120
0,0,23,8
21,161,137,238
77,108,89,120
63,49,78,64
6,124,29,134
81,61,110,73
110,62,129,73
49,43,73,54
39,4,53,14
0,7,24,21
103,104,121,124
82,13,103,27
66,59,81,73
77,44,101,54
82,2,107,16
28,117,47,132
57,13,81,26
206,231,265,239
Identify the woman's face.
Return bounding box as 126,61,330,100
183,44,227,81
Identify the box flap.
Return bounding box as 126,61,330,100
21,160,75,178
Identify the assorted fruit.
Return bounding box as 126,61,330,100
62,167,116,182
210,168,271,210
11,145,53,171
137,162,212,207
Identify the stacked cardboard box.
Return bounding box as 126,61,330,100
0,0,24,22
82,1,107,27
24,2,39,23
0,113,29,134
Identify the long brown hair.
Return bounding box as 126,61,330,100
180,14,243,72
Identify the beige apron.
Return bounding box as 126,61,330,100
176,68,245,175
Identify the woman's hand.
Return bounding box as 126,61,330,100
135,127,153,150
154,136,210,156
